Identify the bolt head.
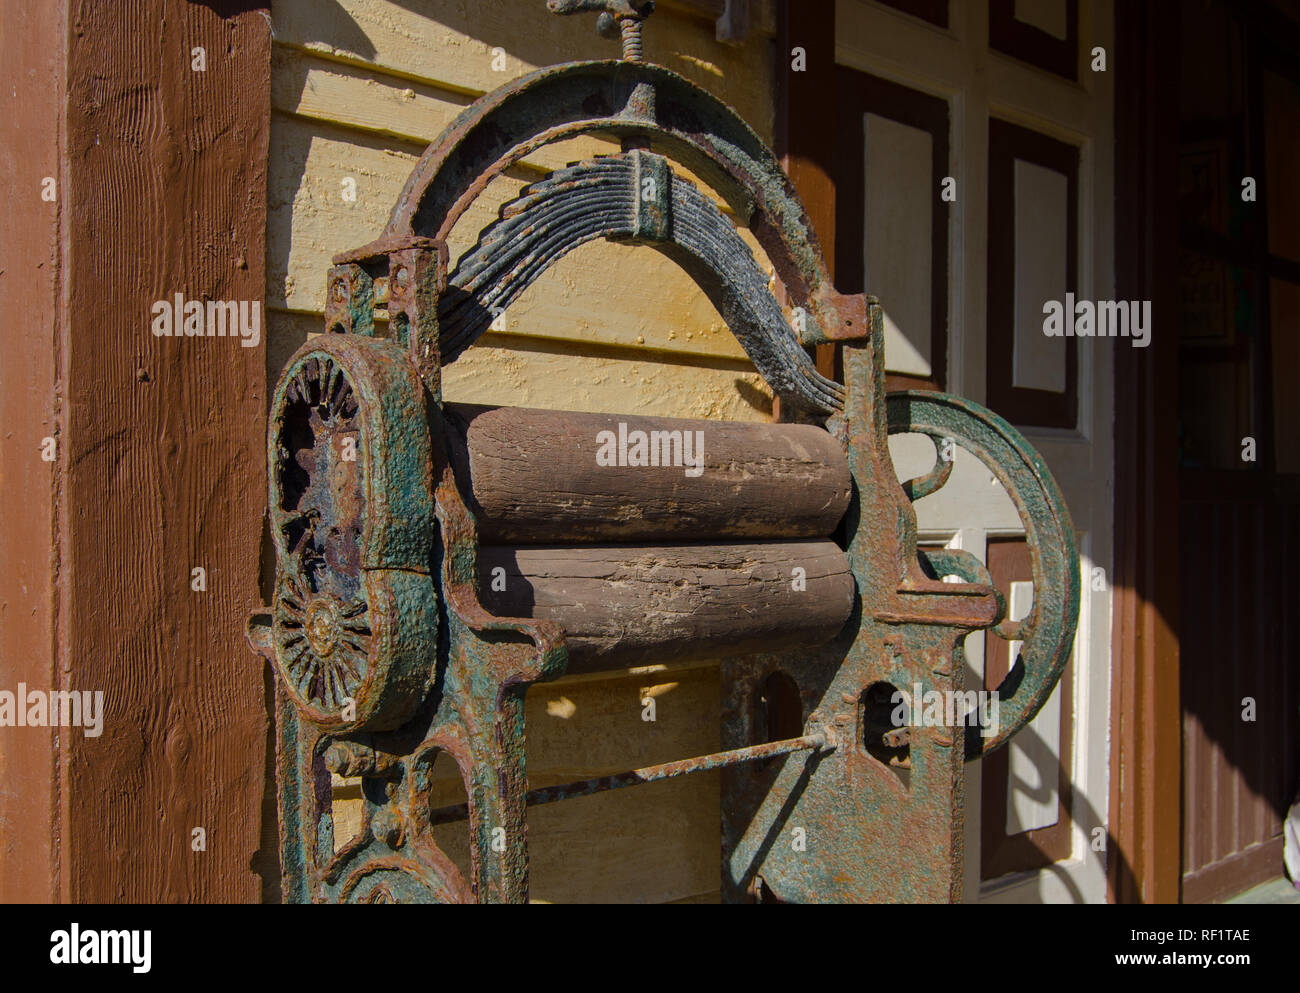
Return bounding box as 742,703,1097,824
305,597,342,658
323,741,350,775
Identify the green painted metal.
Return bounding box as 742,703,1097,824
722,311,1018,902
886,390,1081,757
246,0,1080,903
257,336,437,735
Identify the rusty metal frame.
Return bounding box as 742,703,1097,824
247,0,1080,903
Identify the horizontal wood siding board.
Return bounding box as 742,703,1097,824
271,46,617,173
267,314,777,423
523,663,723,902
266,89,764,365
271,0,775,143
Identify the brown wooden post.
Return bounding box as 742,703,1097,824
1110,0,1183,904
0,0,64,904
0,0,274,902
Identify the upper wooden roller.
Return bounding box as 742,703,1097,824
444,403,852,543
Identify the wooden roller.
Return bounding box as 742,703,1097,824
445,403,851,543
479,541,854,673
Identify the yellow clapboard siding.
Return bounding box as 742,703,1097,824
416,664,723,903
526,663,719,778
272,0,774,143
525,663,721,903
525,776,721,903
269,113,761,361
267,309,773,421
267,111,421,312
271,44,616,172
418,776,721,904
444,337,773,420
271,44,754,223
491,240,751,361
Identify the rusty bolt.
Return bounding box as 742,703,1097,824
881,727,911,749
331,279,346,302
372,807,405,850
323,739,403,778
324,740,373,776
548,0,654,61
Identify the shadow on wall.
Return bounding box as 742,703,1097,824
281,0,727,93
988,722,1135,904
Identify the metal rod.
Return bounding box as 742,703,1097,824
428,732,830,826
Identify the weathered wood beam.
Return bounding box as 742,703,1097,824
446,403,852,543
480,541,854,672
60,0,272,902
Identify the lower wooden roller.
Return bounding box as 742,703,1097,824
479,540,854,673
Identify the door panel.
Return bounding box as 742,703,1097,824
1175,0,1300,899
981,538,1077,880
987,119,1079,428
834,66,951,389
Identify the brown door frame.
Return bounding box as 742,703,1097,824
1109,0,1184,904
775,0,839,382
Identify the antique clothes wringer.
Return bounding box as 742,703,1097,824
246,0,1080,903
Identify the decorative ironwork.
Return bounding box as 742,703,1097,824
247,0,1080,903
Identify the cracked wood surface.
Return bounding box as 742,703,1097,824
446,402,852,543
479,541,853,672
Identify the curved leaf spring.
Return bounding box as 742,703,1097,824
437,154,845,414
